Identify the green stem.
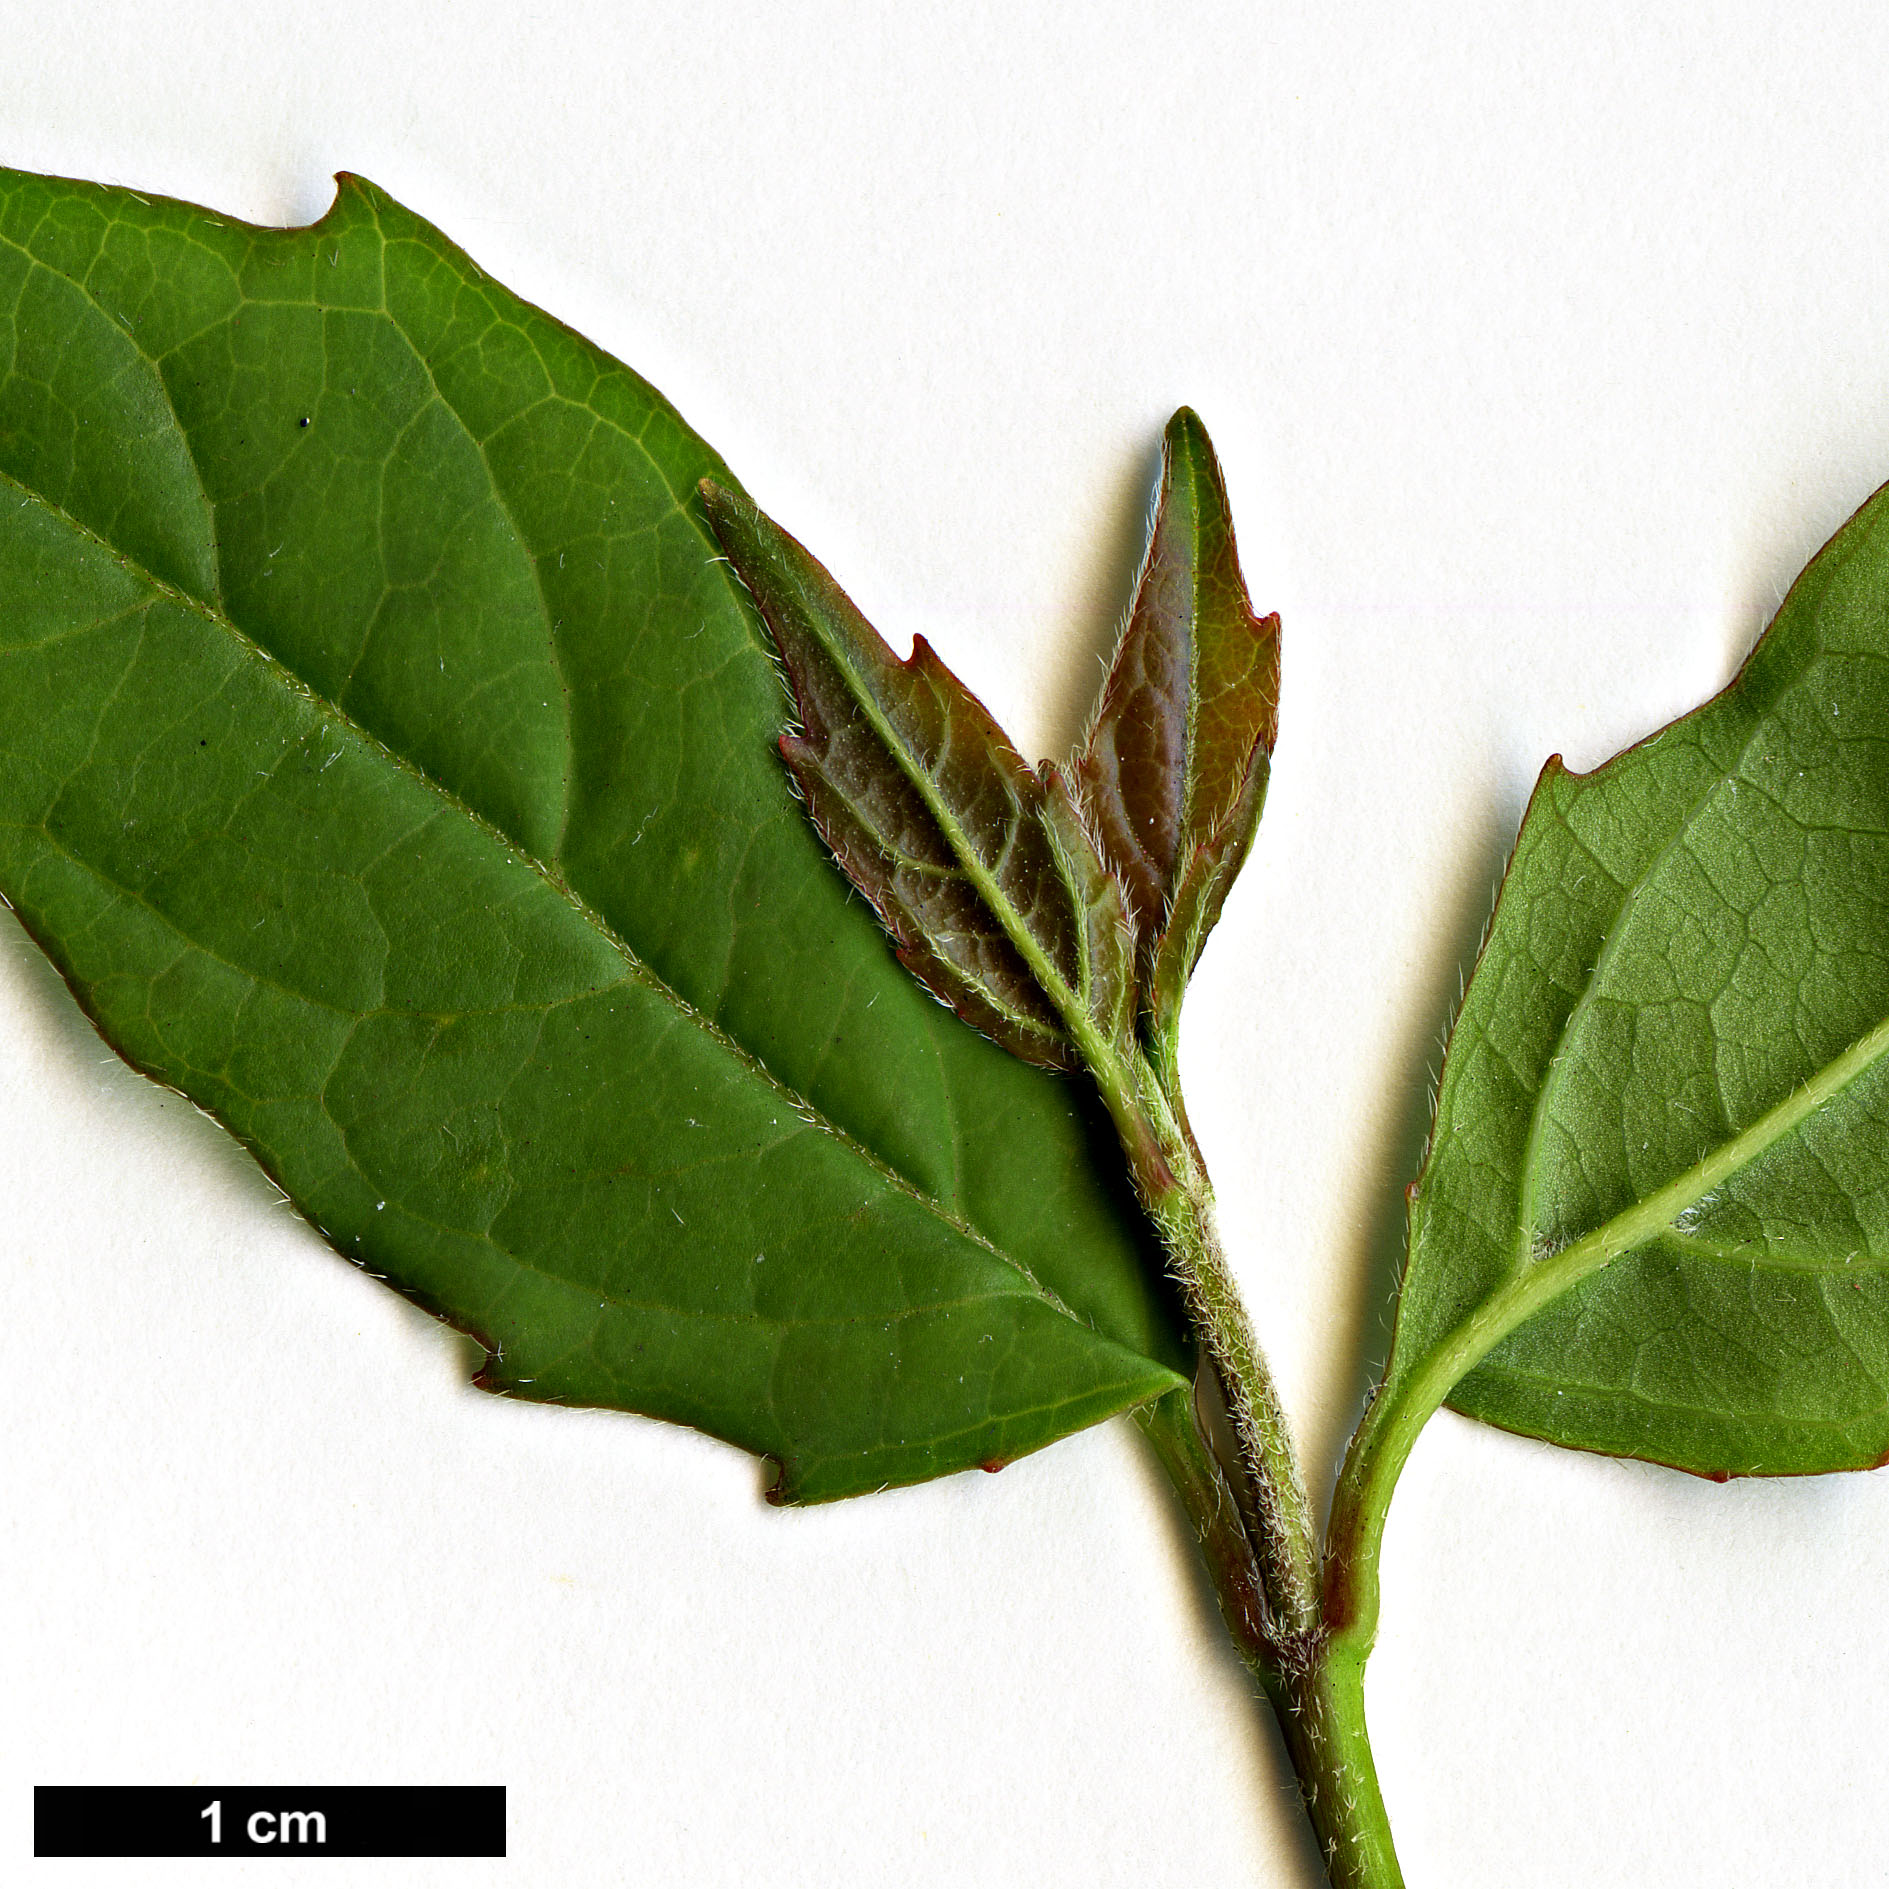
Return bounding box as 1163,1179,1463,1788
1267,1644,1402,1889
1141,1387,1403,1889
1123,1094,1405,1889
1106,1050,1319,1642
1148,1176,1320,1639
1324,1162,1722,1660
1299,985,1889,1847
1139,1389,1279,1676
1086,1017,1410,1884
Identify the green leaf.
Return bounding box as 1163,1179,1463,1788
1389,477,1889,1476
0,166,1186,1502
1073,408,1279,1051
702,479,1136,1071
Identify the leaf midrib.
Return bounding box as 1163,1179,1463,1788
1175,449,1207,868
1357,1002,1889,1565
0,463,1099,1331
1403,1004,1889,1442
797,596,1108,1069
1538,1005,1889,1283
1391,675,1889,1452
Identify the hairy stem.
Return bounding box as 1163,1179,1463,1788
1119,1075,1404,1889
1139,1376,1402,1888
1268,1643,1403,1889
1096,1046,1319,1641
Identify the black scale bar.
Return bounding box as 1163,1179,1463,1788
34,1785,505,1858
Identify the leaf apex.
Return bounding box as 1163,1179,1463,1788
1075,408,1279,1019
0,161,1193,1526
1162,404,1211,457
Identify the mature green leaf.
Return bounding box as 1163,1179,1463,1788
703,480,1136,1070
1390,479,1889,1476
0,166,1187,1501
1074,408,1279,1046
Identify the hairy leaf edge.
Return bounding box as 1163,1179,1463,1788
0,176,1190,1493
1388,474,1889,1478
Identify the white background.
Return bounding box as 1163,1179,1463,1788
6,5,1889,1884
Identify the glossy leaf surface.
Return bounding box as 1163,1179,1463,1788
1075,408,1279,1043
0,168,1186,1501
1393,481,1889,1475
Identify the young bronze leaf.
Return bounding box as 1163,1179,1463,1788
0,168,1188,1503
1040,764,1138,1059
1387,477,1889,1477
702,480,1135,1067
1075,408,1279,1043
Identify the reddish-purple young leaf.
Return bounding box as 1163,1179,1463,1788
1075,409,1279,1047
702,480,1134,1071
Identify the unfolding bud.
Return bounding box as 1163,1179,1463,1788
701,479,1134,1071
1073,409,1280,1056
